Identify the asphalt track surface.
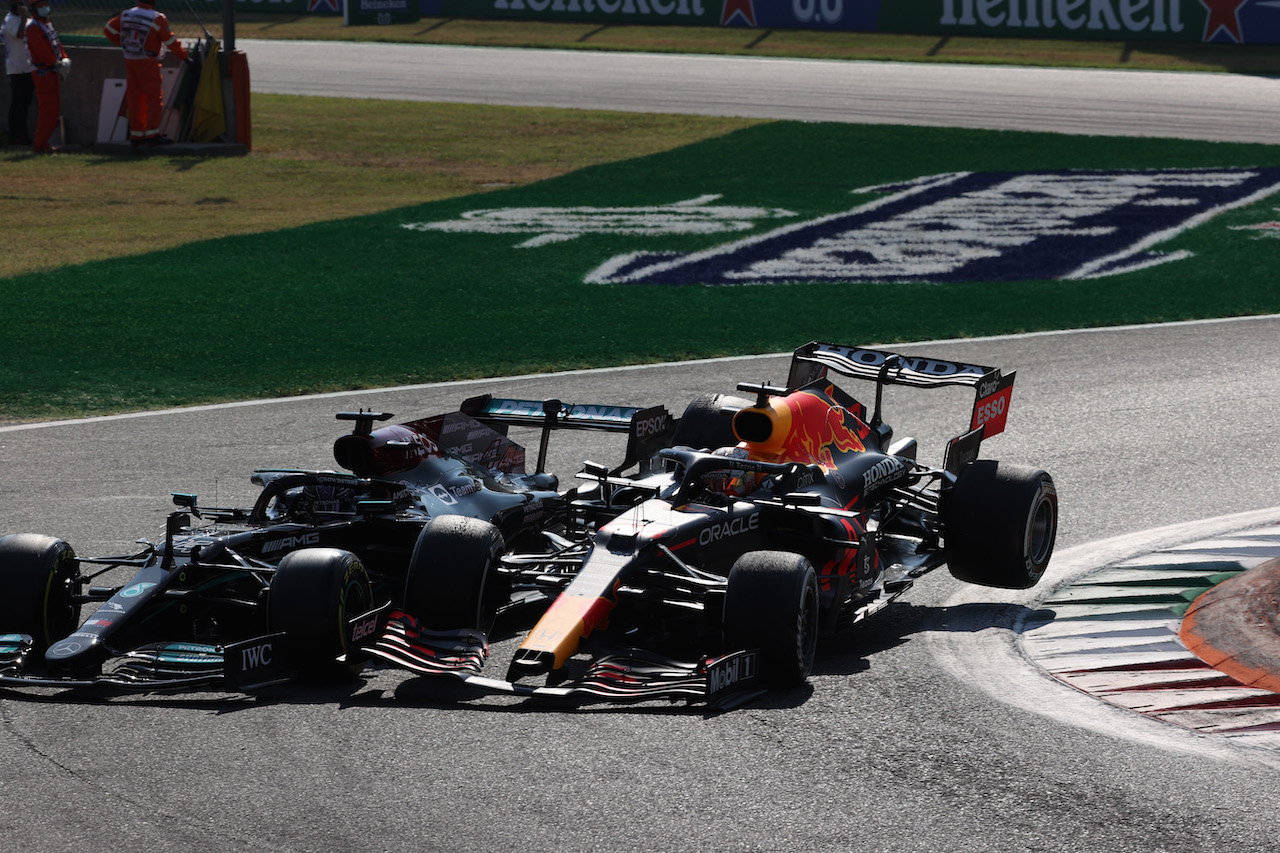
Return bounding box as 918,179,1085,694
5,49,1280,852
240,40,1280,143
5,318,1280,852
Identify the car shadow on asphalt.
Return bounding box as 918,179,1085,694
0,684,263,712
921,601,1054,634
810,600,1048,677
381,600,976,716
0,673,376,713
0,603,1051,714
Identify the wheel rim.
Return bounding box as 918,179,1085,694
340,574,373,649
1028,495,1055,566
45,567,79,642
37,543,79,647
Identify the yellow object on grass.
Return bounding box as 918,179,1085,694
191,39,226,143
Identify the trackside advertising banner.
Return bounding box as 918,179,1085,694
226,0,1279,44
876,0,1280,44
419,0,880,28
229,0,342,13
345,0,421,23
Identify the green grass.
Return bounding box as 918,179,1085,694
1,97,760,279
5,122,1279,422
7,18,1280,423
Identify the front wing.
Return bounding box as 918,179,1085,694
1,633,232,690
1,626,356,693
3,613,762,708
361,611,763,709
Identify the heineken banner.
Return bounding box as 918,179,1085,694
427,0,1279,42
876,0,1278,44
232,0,1279,45
428,0,880,29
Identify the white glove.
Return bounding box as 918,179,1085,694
55,57,70,79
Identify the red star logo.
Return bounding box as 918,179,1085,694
721,0,756,26
1199,0,1248,42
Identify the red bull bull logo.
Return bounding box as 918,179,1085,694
735,386,868,470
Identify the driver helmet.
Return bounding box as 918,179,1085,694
294,483,356,521
702,446,765,499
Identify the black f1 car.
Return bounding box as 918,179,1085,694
0,396,673,690
365,342,1058,707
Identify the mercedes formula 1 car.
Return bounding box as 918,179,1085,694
0,396,673,691
363,342,1059,707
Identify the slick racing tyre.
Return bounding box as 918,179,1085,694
943,460,1058,590
723,551,820,688
0,533,80,652
403,516,506,631
268,548,373,679
671,393,752,451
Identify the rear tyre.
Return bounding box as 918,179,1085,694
671,393,752,451
0,534,80,652
723,551,819,688
943,460,1058,590
268,548,372,679
403,516,505,631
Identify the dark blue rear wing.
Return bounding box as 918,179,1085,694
788,341,997,389
787,341,1016,442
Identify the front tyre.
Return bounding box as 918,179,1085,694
268,548,373,679
403,516,506,631
723,551,819,688
0,533,80,652
943,461,1058,590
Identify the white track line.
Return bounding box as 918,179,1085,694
6,313,1279,434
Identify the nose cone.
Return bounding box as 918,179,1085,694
45,632,108,671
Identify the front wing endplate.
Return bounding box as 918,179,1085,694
360,615,762,708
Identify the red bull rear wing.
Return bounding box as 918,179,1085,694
788,342,997,389
786,341,1016,441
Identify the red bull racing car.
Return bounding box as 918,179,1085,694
0,396,672,691
362,342,1059,707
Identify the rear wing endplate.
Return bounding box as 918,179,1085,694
787,341,1017,441
461,395,675,473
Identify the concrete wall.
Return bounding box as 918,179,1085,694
2,45,185,147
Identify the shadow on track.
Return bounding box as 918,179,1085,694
1,602,1045,716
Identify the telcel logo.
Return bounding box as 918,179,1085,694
350,616,379,643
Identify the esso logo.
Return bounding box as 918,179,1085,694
974,396,1006,426
793,0,842,24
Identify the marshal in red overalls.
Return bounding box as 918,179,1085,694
104,1,188,145
23,0,66,153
